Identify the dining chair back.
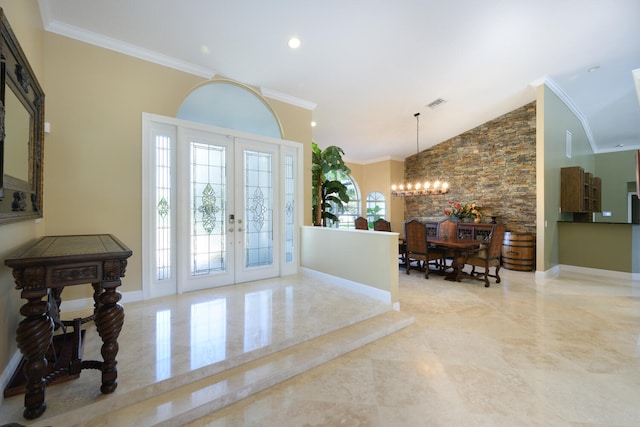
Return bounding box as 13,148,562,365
438,219,457,240
354,216,368,230
373,218,391,231
404,220,442,279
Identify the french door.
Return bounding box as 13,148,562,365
142,114,301,298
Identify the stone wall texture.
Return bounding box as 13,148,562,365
403,101,536,234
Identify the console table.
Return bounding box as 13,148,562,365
4,234,132,419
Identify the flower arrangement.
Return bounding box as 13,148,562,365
444,202,482,221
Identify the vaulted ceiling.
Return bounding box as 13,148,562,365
38,0,640,163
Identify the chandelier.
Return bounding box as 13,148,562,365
391,112,450,197
391,181,449,197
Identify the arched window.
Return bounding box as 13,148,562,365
177,80,282,138
325,170,361,228
366,192,386,226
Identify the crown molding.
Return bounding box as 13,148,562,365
342,155,407,165
260,87,317,110
542,77,598,153
42,18,215,79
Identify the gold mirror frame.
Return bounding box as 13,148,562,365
0,8,45,224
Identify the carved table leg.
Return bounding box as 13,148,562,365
15,267,53,419
94,279,124,394
92,282,103,313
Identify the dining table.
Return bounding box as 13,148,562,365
426,237,482,281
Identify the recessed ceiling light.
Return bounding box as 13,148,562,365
587,66,600,72
311,121,317,127
288,37,301,49
616,143,624,147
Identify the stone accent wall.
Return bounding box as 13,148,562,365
403,101,536,234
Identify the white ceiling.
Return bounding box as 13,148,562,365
38,0,640,163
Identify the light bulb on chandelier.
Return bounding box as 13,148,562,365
391,180,450,197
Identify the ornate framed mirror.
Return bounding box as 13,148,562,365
0,8,45,224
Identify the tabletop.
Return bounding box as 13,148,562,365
427,237,482,250
5,234,132,268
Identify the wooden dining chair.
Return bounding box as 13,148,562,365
404,220,442,279
433,219,457,270
464,224,506,287
373,218,391,231
438,219,457,240
354,216,368,230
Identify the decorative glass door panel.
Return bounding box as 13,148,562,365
244,150,273,268
143,114,300,297
180,133,279,291
234,140,279,283
191,142,227,276
284,153,295,264
179,130,235,292
142,119,178,299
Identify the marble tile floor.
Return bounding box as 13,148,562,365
186,269,640,427
0,272,411,427
3,268,640,426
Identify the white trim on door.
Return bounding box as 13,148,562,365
142,113,302,298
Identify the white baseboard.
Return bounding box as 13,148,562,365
0,349,23,407
559,264,640,280
59,290,144,313
535,265,639,282
535,265,561,281
300,267,394,305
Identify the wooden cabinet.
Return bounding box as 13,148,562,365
424,222,439,239
410,220,494,240
456,223,494,240
561,166,602,222
561,166,585,212
591,176,601,212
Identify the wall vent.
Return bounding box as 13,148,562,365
427,98,447,109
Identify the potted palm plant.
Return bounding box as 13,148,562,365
311,142,351,226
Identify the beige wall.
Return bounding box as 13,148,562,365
41,34,312,301
346,159,405,233
362,161,391,226
0,5,312,379
42,34,205,300
264,98,313,225
300,226,399,303
0,0,46,383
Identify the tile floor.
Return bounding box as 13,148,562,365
186,269,640,427
2,267,640,426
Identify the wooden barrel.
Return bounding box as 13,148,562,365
502,232,535,271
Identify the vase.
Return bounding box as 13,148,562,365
474,217,481,223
